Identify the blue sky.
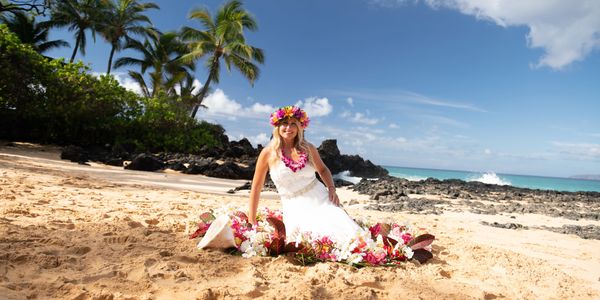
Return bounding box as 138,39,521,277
44,0,600,178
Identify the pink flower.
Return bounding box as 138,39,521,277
401,233,412,245
369,223,382,237
364,250,387,265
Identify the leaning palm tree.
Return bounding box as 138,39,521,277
180,0,264,119
114,32,195,98
46,0,105,62
1,11,68,54
99,0,158,74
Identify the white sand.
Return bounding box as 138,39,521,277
1,142,599,299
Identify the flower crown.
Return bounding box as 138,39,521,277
269,106,310,129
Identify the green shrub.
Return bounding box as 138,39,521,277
0,24,226,153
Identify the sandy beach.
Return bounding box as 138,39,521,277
1,142,599,299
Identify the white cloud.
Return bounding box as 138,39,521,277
333,90,486,112
389,123,399,129
420,114,469,128
246,133,270,146
203,89,243,117
373,0,600,69
350,112,380,125
295,97,333,117
174,79,202,95
93,72,143,95
552,141,600,161
198,89,275,122
347,97,354,107
484,148,492,155
249,102,275,114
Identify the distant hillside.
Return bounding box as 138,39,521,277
570,174,600,181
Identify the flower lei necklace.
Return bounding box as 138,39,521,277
281,149,308,172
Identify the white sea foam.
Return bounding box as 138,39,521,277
402,175,428,181
333,171,363,184
469,172,511,186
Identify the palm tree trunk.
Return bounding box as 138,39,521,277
107,45,116,74
70,35,81,63
190,74,213,119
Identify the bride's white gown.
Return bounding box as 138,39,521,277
269,161,360,241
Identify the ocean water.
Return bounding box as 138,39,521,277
382,166,600,193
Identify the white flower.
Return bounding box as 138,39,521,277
375,234,384,247
332,238,359,262
240,239,252,253
403,246,414,259
347,253,364,265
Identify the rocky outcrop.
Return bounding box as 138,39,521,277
317,140,388,178
60,145,89,163
352,175,600,221
60,138,388,182
125,153,164,171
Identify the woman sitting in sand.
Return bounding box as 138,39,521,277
195,106,433,265
247,105,360,240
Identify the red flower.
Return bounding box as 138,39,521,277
369,223,382,238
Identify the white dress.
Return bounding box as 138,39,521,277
269,160,360,242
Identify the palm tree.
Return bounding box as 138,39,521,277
180,0,264,119
1,11,69,54
114,32,195,98
46,0,105,62
176,73,207,113
100,0,158,74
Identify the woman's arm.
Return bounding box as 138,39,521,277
308,144,340,206
248,147,270,225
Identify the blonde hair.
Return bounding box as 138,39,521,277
269,118,314,166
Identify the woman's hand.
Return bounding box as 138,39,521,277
328,186,341,206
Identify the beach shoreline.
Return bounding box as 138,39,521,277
1,143,599,299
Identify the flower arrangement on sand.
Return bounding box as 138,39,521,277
190,206,435,266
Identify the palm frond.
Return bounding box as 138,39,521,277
229,53,259,85
127,70,150,97
114,56,145,69
37,39,70,53
188,7,215,32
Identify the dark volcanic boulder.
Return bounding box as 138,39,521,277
105,158,124,167
199,145,223,158
125,153,165,171
183,159,214,174
204,162,253,180
167,161,187,171
334,178,354,187
223,138,257,159
318,139,341,156
318,139,388,178
61,145,89,163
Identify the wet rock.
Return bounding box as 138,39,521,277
481,221,528,230
182,159,213,174
61,145,89,163
203,162,252,180
124,153,164,171
539,224,600,240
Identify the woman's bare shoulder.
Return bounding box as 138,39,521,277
258,143,277,164
305,141,318,153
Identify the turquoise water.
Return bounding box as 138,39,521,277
384,166,600,193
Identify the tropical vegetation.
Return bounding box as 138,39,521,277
98,0,158,74
0,24,223,152
181,0,264,118
0,10,68,54
0,0,264,153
